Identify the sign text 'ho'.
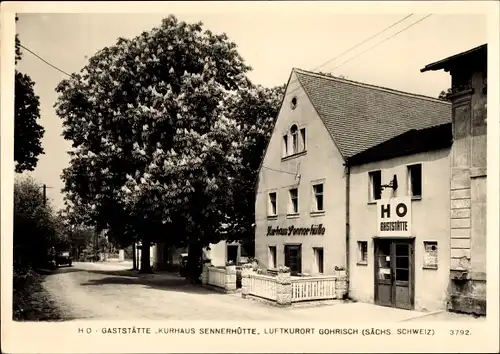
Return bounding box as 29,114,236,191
267,224,326,236
376,197,412,237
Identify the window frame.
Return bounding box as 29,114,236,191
311,182,325,214
268,245,277,269
282,135,288,157
300,127,306,152
357,241,368,265
368,170,382,203
267,191,278,218
407,163,423,200
290,124,299,155
288,187,299,216
313,247,324,274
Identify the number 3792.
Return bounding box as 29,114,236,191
450,329,471,336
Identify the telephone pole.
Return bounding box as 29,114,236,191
41,184,53,206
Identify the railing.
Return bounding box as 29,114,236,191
207,267,226,289
248,273,277,301
291,276,337,302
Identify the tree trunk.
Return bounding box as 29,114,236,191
132,242,137,270
139,237,152,273
186,242,202,284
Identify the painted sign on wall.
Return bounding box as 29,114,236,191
267,224,326,236
376,197,412,237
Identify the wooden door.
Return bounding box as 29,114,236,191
374,238,414,310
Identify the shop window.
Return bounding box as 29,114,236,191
268,192,277,217
288,188,299,215
369,170,382,202
283,135,288,157
268,246,277,269
312,183,324,212
313,247,324,274
300,128,306,151
291,124,299,154
408,164,422,199
423,241,438,269
284,244,302,275
357,241,368,264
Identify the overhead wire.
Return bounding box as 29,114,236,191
19,44,72,77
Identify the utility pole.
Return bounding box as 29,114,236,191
41,184,53,206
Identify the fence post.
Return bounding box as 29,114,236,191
276,271,292,306
201,264,209,285
241,265,253,298
225,265,237,292
335,268,347,299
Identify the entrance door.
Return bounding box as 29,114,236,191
284,244,302,275
374,238,414,310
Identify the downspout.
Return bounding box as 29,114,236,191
344,159,351,298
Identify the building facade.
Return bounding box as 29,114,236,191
153,240,243,269
255,69,452,311
421,44,487,315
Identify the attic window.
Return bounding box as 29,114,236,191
291,97,298,110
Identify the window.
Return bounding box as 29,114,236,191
314,247,324,274
357,241,368,264
268,192,277,216
312,183,324,212
423,241,438,269
283,135,288,157
291,125,299,154
369,170,382,202
300,128,306,151
268,246,277,269
408,164,422,198
284,244,302,275
289,188,299,214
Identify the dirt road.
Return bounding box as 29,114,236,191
42,262,486,322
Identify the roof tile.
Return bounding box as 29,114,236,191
294,69,452,158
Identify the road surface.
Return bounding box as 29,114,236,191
42,262,486,322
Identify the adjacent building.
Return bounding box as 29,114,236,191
421,44,487,315
254,68,453,312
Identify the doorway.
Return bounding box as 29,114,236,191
374,238,414,310
284,244,302,275
226,245,239,264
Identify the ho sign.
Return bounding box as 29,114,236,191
376,197,412,237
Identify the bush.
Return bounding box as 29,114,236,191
13,268,66,321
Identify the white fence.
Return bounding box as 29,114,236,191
291,276,337,302
248,273,277,301
207,267,226,289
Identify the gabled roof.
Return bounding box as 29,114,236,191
421,44,487,73
294,68,452,160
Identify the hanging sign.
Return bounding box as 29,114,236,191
376,197,412,237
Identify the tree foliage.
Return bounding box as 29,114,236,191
222,84,285,246
15,16,45,173
55,15,253,275
14,176,68,269
438,88,452,101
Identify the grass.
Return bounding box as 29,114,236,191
12,268,68,321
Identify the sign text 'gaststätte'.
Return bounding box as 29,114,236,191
376,197,412,237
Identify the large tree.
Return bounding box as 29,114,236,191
55,16,251,276
222,84,285,253
15,16,45,173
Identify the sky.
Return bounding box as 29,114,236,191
14,8,487,210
